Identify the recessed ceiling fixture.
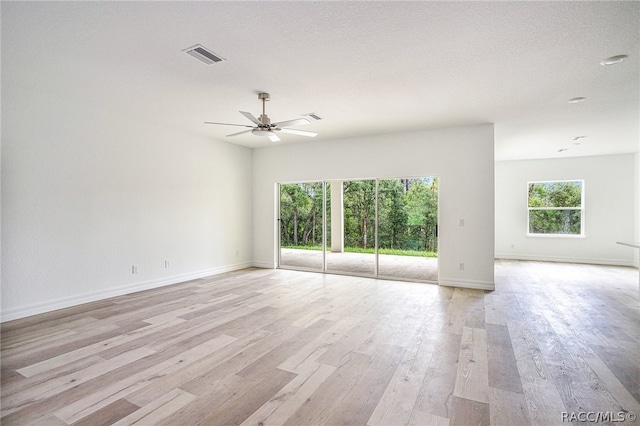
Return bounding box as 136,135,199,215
558,148,569,152
568,97,586,104
183,44,225,65
572,135,587,141
600,54,628,66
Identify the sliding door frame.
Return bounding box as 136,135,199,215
277,176,439,284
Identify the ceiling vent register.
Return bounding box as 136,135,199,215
184,44,225,65
303,113,322,121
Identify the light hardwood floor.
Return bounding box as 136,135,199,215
1,260,639,425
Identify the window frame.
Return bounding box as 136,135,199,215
526,179,585,238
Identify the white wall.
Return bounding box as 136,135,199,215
635,152,639,267
495,154,636,266
1,85,254,321
252,124,495,290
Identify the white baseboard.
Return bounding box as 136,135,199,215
252,261,275,269
0,262,253,323
438,277,495,291
495,253,637,267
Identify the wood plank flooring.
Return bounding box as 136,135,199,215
1,260,639,425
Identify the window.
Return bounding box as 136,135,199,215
527,180,584,236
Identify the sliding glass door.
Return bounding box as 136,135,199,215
278,182,324,271
278,177,438,283
377,178,438,281
326,180,376,277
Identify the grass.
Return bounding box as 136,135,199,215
281,245,437,258
282,245,323,251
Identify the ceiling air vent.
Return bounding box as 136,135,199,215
303,113,322,121
183,44,225,65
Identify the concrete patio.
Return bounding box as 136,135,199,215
279,248,438,282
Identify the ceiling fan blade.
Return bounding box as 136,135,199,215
239,111,260,125
205,122,253,128
227,129,253,137
280,128,318,137
273,117,310,128
267,133,281,142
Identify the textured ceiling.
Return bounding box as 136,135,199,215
2,1,639,160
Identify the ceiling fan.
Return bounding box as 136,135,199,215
205,93,318,142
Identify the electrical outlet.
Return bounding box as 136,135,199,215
164,260,170,268
132,265,138,274
459,262,464,270
459,219,465,227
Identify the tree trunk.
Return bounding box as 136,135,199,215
312,207,316,244
363,212,368,249
424,226,428,251
293,209,298,245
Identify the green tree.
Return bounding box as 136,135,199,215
404,178,438,251
344,180,376,249
280,183,323,246
302,183,323,245
281,178,439,256
378,179,408,249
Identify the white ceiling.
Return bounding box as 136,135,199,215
3,1,639,161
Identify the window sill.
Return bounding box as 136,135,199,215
527,233,585,239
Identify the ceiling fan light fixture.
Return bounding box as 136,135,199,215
600,55,627,66
252,129,272,137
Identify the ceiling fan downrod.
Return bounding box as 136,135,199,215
258,92,271,126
